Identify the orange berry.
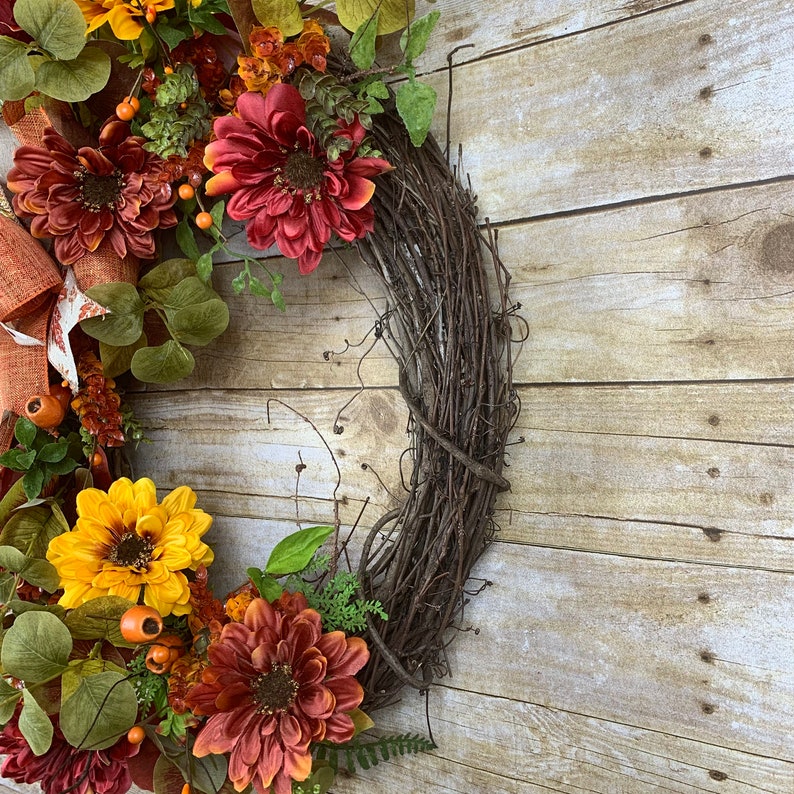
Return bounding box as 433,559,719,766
181,784,191,794
195,211,213,230
115,101,136,121
145,6,156,23
149,644,171,664
24,395,66,429
90,451,104,468
164,65,174,75
119,605,164,644
127,726,145,745
178,183,195,200
124,95,141,112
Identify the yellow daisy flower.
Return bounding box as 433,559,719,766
74,0,176,41
46,477,213,617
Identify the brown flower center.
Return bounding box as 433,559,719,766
75,167,125,212
252,663,299,714
284,150,324,190
107,532,154,569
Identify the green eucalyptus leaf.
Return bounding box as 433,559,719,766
82,282,146,345
60,671,138,750
139,258,198,304
3,600,65,617
336,0,415,35
131,340,195,383
0,677,22,725
265,525,334,576
19,688,53,755
63,595,136,645
35,46,111,103
400,10,440,64
99,332,148,379
251,0,303,37
349,11,379,70
1,611,71,683
0,546,60,591
165,276,218,310
0,503,69,558
170,299,230,346
15,0,86,60
0,37,35,101
396,79,436,147
61,658,128,704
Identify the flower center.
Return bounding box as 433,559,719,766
75,167,125,212
252,663,299,714
283,150,324,190
107,532,154,569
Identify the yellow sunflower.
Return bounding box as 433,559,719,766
46,477,213,617
74,0,176,41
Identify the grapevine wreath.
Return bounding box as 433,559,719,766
0,1,515,793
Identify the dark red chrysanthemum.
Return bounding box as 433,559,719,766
7,119,177,265
203,86,391,274
186,593,369,794
0,711,138,794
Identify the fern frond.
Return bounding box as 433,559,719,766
316,733,437,774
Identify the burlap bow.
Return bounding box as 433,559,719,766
0,103,140,450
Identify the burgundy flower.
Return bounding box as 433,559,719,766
186,593,369,794
0,0,31,43
7,119,177,265
0,711,138,794
204,86,392,274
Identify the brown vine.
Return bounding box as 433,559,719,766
354,109,517,710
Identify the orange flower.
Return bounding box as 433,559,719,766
237,54,281,95
296,20,330,72
249,25,283,59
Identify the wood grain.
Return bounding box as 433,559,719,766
428,0,794,221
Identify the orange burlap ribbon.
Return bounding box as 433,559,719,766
0,215,62,448
0,105,140,450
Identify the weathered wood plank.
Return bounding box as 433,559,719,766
342,685,794,794
504,182,794,383
129,382,794,570
145,180,794,392
429,0,794,221
404,0,685,72
440,543,794,764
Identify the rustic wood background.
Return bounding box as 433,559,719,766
2,0,794,792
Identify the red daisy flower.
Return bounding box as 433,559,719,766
7,119,177,265
203,85,392,274
186,593,370,794
0,711,138,794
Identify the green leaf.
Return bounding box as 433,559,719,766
165,276,218,310
99,333,148,379
366,80,390,100
271,287,286,313
266,525,334,576
0,37,35,101
1,611,71,683
60,671,138,750
131,340,195,383
35,46,111,103
196,252,214,283
251,0,303,37
14,416,37,450
14,0,86,60
0,479,28,530
170,299,230,346
0,546,60,591
37,441,68,464
247,275,271,298
139,259,198,304
209,199,226,231
399,10,440,64
82,282,146,346
246,569,283,602
0,503,69,559
154,20,189,51
0,448,36,471
19,688,53,755
395,80,436,147
176,219,201,261
63,595,136,645
45,456,80,476
349,11,379,70
336,0,415,35
0,677,22,725
22,468,45,501
61,658,127,704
